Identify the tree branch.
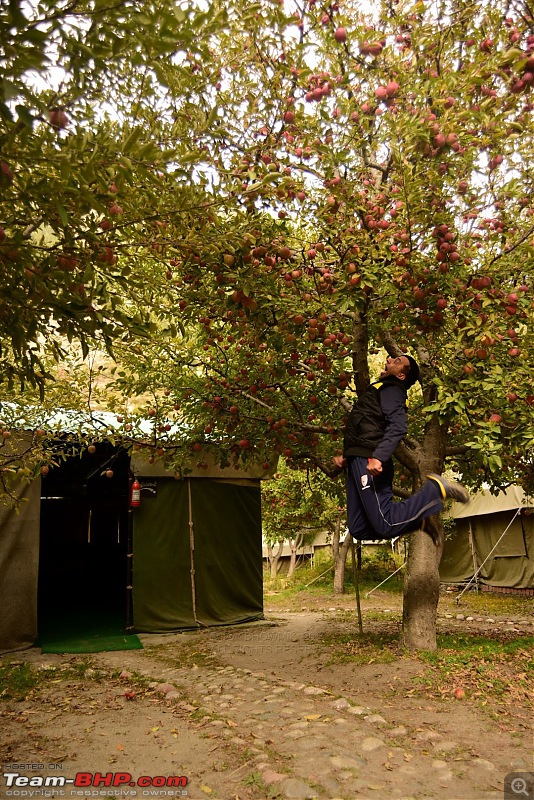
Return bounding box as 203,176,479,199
445,445,471,457
351,310,370,397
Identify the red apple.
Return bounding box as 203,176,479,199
0,161,14,187
49,107,68,129
334,27,347,43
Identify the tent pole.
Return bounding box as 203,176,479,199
125,474,134,632
468,520,479,593
187,479,200,625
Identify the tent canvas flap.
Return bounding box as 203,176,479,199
0,479,41,654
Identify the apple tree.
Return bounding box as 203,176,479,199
98,0,533,649
2,0,533,648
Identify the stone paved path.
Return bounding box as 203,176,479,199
1,612,532,800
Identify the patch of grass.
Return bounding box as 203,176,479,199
426,632,534,662
0,662,39,700
0,658,104,701
243,771,267,789
439,591,534,619
415,633,534,712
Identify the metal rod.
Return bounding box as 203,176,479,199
351,538,363,635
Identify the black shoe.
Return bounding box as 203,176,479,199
428,474,469,503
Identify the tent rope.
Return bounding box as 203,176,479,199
365,561,406,597
455,508,522,604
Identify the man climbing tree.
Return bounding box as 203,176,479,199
334,354,469,542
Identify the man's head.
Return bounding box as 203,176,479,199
380,354,420,388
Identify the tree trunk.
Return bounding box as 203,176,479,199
287,533,304,579
333,521,352,595
401,415,447,651
402,526,442,651
267,541,284,578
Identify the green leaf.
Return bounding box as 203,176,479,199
122,127,143,154
15,104,33,128
56,204,69,226
1,79,20,102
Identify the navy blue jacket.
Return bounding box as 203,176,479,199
343,377,407,463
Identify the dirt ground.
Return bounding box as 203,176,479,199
1,590,533,800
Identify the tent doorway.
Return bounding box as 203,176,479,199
38,445,131,644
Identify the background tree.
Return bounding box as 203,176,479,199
262,460,345,579
0,0,229,392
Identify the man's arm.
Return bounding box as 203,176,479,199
371,385,408,466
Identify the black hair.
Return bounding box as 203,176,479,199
402,354,420,389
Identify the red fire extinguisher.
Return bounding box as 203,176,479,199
130,479,141,508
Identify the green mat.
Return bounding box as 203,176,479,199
38,610,144,654
40,632,143,654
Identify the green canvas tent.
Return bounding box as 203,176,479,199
440,486,534,590
129,455,264,632
0,442,264,654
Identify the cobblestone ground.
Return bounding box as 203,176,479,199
0,610,532,800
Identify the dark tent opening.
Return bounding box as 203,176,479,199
38,445,131,645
